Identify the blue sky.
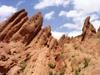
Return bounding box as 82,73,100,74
0,0,100,39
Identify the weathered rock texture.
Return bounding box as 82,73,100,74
0,9,100,75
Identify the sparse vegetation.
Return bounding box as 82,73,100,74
63,62,67,68
72,55,76,58
49,70,53,75
79,61,81,64
12,53,14,55
60,71,63,75
48,62,55,68
60,53,64,61
75,69,78,75
54,51,56,53
84,59,88,68
78,67,81,72
56,70,58,75
61,51,63,54
69,58,71,61
19,61,27,71
71,66,74,72
75,67,82,75
75,47,77,50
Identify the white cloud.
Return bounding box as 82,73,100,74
44,11,55,20
67,30,82,37
51,30,82,39
63,0,70,7
16,0,25,6
66,10,83,18
59,0,100,32
92,20,100,31
72,0,100,14
51,31,67,40
0,5,17,23
34,0,70,9
60,23,81,30
59,10,66,17
90,14,99,22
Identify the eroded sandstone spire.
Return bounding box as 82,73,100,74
0,9,100,75
81,16,96,41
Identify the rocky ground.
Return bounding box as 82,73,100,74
0,9,100,75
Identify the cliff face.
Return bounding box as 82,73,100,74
0,9,100,75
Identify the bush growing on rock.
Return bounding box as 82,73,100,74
48,62,55,68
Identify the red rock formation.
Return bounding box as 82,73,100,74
81,16,96,41
0,9,100,75
58,34,70,46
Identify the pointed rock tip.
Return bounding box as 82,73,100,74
58,34,65,41
45,25,51,31
20,8,25,12
97,27,100,31
84,16,90,24
37,12,42,14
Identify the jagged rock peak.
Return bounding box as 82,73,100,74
58,34,70,46
0,9,44,45
58,34,65,46
81,16,96,41
0,9,28,41
95,27,100,38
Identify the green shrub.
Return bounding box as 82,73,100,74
75,69,78,75
60,54,64,61
69,58,71,61
61,51,63,54
48,62,55,68
71,66,74,72
56,70,58,75
63,62,67,68
84,59,88,68
72,55,75,58
20,61,27,71
49,70,53,75
78,67,81,72
12,53,14,55
60,71,63,75
79,61,81,64
75,47,77,50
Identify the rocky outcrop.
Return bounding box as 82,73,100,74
0,9,28,42
29,25,58,49
81,16,96,41
95,27,100,38
58,34,70,46
0,9,100,75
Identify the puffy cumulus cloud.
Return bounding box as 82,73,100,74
60,23,81,30
67,30,82,37
51,31,67,40
90,14,99,22
92,20,100,31
63,0,70,7
44,11,55,20
16,0,25,6
34,0,70,9
0,5,17,23
59,10,66,17
66,10,83,18
72,0,100,14
59,0,100,32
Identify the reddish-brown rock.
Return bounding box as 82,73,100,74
81,16,96,41
0,9,100,75
58,34,70,46
0,9,28,41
